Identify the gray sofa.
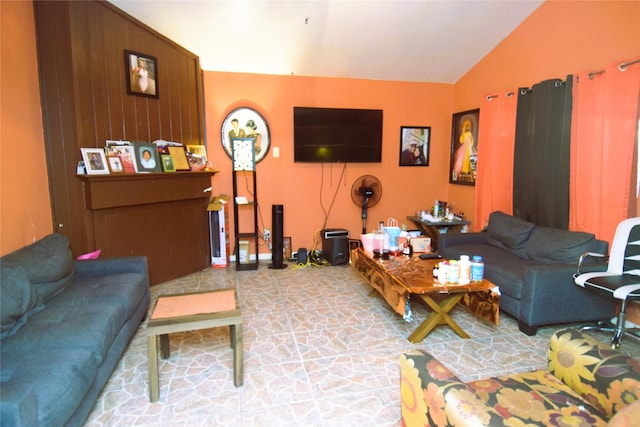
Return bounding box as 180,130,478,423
1,234,150,427
439,211,615,335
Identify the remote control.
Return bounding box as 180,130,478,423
419,253,442,260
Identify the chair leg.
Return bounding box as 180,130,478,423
579,319,611,333
610,299,629,349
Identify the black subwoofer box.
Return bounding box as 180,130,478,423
321,228,349,266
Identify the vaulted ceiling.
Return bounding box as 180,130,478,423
109,0,543,83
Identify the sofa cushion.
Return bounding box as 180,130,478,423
486,211,535,258
549,328,640,419
0,264,43,339
1,272,147,365
439,243,530,300
0,348,98,427
1,234,75,302
2,299,127,366
526,226,597,264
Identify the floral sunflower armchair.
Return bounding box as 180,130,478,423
400,328,640,426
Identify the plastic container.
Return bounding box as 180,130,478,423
471,255,484,282
459,255,471,284
360,233,374,253
447,260,459,284
438,261,448,283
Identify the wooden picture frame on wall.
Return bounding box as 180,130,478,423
221,107,271,164
125,50,159,98
450,109,479,185
399,126,430,166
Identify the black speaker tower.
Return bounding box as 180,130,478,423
269,204,287,269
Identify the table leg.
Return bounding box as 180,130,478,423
408,293,469,343
147,334,159,402
231,323,243,387
159,334,170,359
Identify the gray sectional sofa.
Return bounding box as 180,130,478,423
439,211,616,335
1,234,150,427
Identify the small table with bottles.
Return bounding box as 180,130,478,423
350,247,499,343
406,216,471,251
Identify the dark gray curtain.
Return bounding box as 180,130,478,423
513,76,573,229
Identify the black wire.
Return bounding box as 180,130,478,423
319,162,348,231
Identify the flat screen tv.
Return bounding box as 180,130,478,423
293,107,383,163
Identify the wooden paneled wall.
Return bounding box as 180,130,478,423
33,0,205,257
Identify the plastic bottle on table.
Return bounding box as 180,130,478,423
447,260,459,284
459,255,471,284
471,256,484,282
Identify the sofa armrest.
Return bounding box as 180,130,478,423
438,232,487,250
0,386,37,427
74,256,149,281
548,328,640,419
518,262,616,327
401,350,479,426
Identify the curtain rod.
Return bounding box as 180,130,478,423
619,58,640,71
589,58,640,79
486,91,514,101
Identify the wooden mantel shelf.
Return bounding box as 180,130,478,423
77,171,219,285
78,171,218,210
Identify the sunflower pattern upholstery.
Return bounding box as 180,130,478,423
400,328,640,426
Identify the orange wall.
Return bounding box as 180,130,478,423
0,1,53,256
204,73,453,253
3,0,639,258
450,0,640,218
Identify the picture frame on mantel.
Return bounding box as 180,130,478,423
81,148,110,175
125,50,159,98
399,126,430,166
449,109,479,186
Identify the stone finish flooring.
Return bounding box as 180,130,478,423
85,262,640,426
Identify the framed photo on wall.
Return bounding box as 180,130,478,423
221,107,271,164
399,126,430,166
450,109,480,186
125,50,158,98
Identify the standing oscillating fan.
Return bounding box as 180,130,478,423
350,175,382,234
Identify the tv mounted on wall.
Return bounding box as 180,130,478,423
293,107,383,163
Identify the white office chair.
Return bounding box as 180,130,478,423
574,217,640,348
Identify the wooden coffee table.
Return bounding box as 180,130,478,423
351,247,499,343
145,288,243,402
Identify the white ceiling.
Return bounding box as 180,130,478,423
109,0,543,83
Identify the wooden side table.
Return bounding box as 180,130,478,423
406,216,471,251
145,288,243,402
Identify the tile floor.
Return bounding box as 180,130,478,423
85,261,640,426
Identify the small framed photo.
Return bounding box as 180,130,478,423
80,148,110,175
124,50,158,98
187,152,206,171
283,237,292,260
133,142,162,173
106,144,137,173
450,109,480,186
399,126,430,166
107,155,125,173
186,144,207,161
161,155,176,172
168,146,191,170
